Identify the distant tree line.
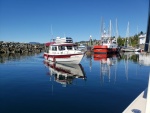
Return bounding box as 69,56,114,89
117,31,144,47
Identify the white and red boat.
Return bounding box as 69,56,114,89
43,37,84,64
93,20,119,54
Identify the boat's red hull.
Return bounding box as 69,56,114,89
93,45,118,54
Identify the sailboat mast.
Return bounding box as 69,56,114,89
116,18,118,44
128,22,130,46
126,22,130,47
110,20,112,38
100,18,104,40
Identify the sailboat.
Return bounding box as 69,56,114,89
121,22,135,52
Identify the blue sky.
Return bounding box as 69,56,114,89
0,0,149,43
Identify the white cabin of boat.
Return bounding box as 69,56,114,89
47,37,81,55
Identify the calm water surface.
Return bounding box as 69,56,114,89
0,52,150,113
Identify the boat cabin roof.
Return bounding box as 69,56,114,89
45,42,55,46
52,43,77,46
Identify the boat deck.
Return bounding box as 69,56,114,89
123,88,147,113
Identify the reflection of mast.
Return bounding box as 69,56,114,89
49,66,54,95
94,54,119,84
108,59,111,82
114,58,117,84
100,58,111,83
89,57,92,72
124,54,128,81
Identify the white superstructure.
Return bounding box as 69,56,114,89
139,34,146,44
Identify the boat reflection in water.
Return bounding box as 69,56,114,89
138,53,150,66
121,52,150,66
93,54,118,83
44,60,86,87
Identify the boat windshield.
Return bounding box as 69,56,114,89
51,46,57,51
103,38,108,43
58,46,65,50
67,46,73,50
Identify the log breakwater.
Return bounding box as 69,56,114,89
0,41,45,53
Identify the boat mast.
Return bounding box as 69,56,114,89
109,20,112,39
51,25,53,42
100,18,104,41
115,18,118,44
126,21,130,47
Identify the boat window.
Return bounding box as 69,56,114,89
66,40,73,43
61,46,65,50
66,37,73,43
58,46,65,50
103,38,108,43
67,46,72,50
52,46,57,51
58,46,61,50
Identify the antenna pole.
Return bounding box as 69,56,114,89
51,25,53,42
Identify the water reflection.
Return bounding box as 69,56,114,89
120,52,139,62
120,52,150,66
92,52,150,83
93,54,118,83
138,53,150,66
44,60,86,87
0,52,42,63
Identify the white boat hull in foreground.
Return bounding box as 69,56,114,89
123,73,150,113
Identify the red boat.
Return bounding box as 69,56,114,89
93,45,119,54
93,20,119,54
